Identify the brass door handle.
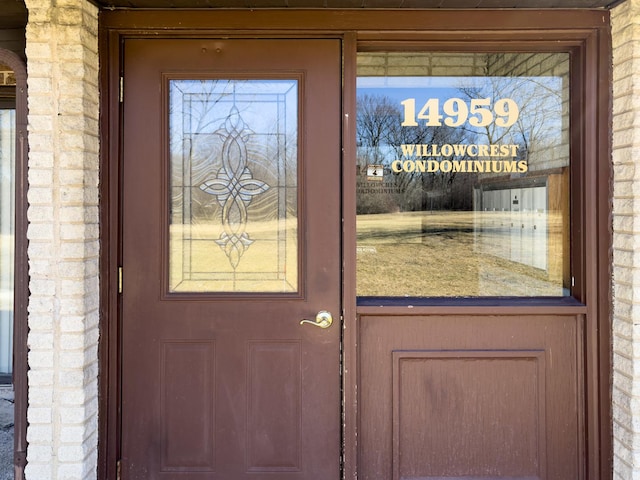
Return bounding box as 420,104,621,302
300,311,333,329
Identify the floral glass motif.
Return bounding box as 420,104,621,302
169,79,298,293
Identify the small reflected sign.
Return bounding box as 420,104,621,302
367,165,384,181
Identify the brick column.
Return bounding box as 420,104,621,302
612,1,640,478
23,0,99,478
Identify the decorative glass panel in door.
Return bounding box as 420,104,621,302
169,79,298,293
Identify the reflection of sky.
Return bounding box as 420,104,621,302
357,75,563,107
170,79,298,134
358,86,458,104
357,76,461,103
168,79,299,190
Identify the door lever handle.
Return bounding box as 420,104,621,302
300,311,333,329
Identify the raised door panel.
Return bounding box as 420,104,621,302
359,314,583,480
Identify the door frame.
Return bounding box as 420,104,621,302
99,10,612,480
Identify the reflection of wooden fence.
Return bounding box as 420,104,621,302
475,169,569,290
476,190,548,270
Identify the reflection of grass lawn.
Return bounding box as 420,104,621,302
167,211,565,296
357,211,564,297
169,221,298,293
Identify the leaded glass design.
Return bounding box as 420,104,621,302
169,79,298,293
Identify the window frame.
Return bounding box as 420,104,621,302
353,50,575,301
346,40,593,311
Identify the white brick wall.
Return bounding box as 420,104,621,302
612,0,640,478
357,52,486,77
23,0,100,478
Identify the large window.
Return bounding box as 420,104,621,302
0,62,15,381
356,52,570,297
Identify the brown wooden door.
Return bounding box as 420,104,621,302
120,38,342,479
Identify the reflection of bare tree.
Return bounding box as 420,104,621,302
170,79,298,221
458,76,564,163
169,80,237,221
357,94,397,150
356,93,475,214
356,75,565,215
